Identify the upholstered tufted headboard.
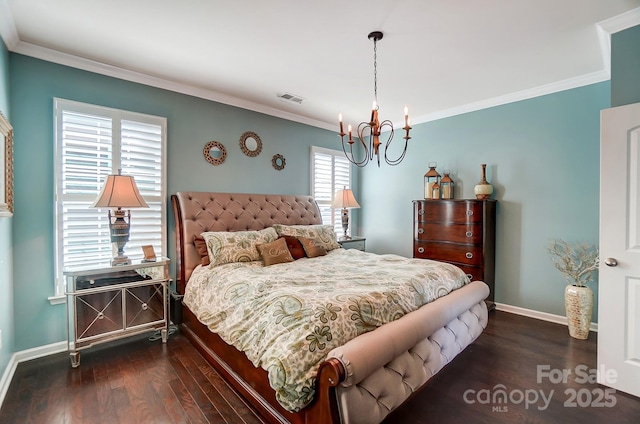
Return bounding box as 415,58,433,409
171,192,322,293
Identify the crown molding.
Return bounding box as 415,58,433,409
597,6,640,34
411,7,640,125
6,37,336,132
2,6,640,131
412,70,610,125
0,0,18,50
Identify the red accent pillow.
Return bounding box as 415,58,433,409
282,236,306,260
194,236,210,266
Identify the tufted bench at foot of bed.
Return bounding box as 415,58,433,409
328,281,489,424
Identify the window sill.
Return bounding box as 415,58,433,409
48,295,66,305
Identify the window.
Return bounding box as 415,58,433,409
310,146,353,235
53,99,166,296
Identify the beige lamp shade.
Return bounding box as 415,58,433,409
332,189,360,209
92,174,149,208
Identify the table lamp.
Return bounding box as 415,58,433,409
332,187,360,240
92,170,148,266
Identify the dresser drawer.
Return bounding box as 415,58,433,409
415,223,483,244
454,264,485,282
414,200,484,224
413,242,484,266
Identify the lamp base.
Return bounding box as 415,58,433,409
340,208,351,240
111,255,131,266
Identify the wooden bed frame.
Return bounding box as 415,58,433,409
171,192,489,424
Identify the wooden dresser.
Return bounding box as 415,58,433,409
413,199,496,307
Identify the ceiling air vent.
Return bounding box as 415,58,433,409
278,92,304,105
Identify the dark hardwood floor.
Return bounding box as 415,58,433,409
1,311,639,423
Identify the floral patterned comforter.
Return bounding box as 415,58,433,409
182,248,469,412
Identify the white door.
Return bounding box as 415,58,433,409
598,102,640,397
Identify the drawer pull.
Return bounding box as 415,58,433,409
466,274,473,280
142,303,149,311
418,228,424,234
418,247,425,254
466,210,474,216
466,231,473,237
418,210,424,216
465,252,473,259
97,312,104,320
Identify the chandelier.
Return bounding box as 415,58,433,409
339,31,411,167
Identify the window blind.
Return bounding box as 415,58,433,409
311,147,352,235
54,99,166,295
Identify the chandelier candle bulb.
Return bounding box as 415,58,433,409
404,107,409,126
348,124,353,143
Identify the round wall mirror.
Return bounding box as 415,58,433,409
203,141,227,165
239,131,263,157
272,154,286,171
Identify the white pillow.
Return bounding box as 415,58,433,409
272,224,340,251
201,227,278,267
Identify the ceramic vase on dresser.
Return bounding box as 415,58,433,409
474,164,493,200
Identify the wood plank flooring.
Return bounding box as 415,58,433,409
1,311,639,423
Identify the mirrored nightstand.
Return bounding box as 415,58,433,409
338,236,366,251
64,258,170,367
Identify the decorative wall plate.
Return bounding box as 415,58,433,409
203,141,227,165
239,131,262,157
272,154,286,171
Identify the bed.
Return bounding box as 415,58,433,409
171,192,489,424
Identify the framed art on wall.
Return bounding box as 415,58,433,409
0,112,13,217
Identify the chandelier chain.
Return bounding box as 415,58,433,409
373,38,378,103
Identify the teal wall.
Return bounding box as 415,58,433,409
361,83,607,319
9,54,340,351
0,37,14,379
611,25,640,107
3,23,639,353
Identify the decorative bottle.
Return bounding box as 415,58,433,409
474,164,493,200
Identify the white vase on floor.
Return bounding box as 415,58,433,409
564,285,593,340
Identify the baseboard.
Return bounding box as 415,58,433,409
0,354,18,411
495,302,598,332
0,341,67,409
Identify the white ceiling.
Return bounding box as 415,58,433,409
2,0,640,131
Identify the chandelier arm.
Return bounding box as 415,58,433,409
379,120,407,166
341,131,369,167
385,136,409,166
357,121,378,163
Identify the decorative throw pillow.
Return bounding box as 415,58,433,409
282,235,306,260
201,227,278,267
272,224,340,251
193,236,210,266
298,237,327,258
257,237,295,266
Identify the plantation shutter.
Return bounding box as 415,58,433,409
54,99,166,294
311,147,353,234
